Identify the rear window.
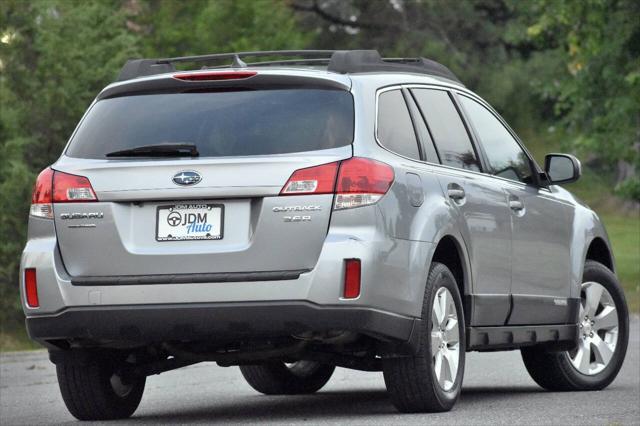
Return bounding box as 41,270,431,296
66,89,354,159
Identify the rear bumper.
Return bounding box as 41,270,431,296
26,301,420,348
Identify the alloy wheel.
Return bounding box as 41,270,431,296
431,287,460,391
568,281,619,375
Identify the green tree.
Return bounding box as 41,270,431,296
0,0,140,326
0,0,310,328
514,0,640,199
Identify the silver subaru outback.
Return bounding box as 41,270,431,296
21,50,629,420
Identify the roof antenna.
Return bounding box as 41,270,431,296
231,54,247,68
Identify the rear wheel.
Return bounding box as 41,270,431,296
56,353,145,420
383,262,466,412
239,361,335,395
521,260,629,391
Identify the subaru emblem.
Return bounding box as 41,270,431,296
172,171,202,186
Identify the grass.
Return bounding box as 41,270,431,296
0,326,39,352
523,127,640,312
600,213,640,312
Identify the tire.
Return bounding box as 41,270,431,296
521,260,629,391
56,353,145,420
382,262,466,413
239,361,335,395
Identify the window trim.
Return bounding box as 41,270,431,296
374,86,424,162
452,91,545,188
374,83,546,190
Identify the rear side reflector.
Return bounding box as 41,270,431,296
173,71,258,81
281,162,339,195
30,168,98,218
24,268,39,308
343,259,361,299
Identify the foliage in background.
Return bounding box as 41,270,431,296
0,0,638,342
0,0,308,328
512,0,640,200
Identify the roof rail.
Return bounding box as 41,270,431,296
115,50,462,85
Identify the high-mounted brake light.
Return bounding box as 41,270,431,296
279,157,394,210
173,71,258,81
30,168,98,218
334,157,394,210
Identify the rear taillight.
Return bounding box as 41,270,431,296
24,268,39,308
30,168,97,218
334,157,394,210
280,157,394,210
30,168,54,218
280,162,340,195
173,71,257,81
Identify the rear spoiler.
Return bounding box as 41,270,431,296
116,50,463,85
99,72,351,100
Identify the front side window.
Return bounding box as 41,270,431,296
411,89,481,172
377,90,421,160
459,96,534,184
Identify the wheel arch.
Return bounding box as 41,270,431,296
585,236,614,273
429,234,472,324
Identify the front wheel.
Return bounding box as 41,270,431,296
383,262,466,413
521,260,629,391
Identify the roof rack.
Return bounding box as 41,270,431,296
115,50,462,85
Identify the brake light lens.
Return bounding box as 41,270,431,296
30,168,55,218
343,259,361,299
279,157,394,209
52,171,97,202
24,268,39,308
173,71,257,81
334,157,394,210
280,162,339,195
30,168,97,218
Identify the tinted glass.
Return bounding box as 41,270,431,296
459,96,533,184
377,90,421,160
405,93,440,163
66,89,354,159
412,89,480,171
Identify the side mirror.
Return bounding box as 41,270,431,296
544,153,581,185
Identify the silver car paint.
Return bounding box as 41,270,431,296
21,68,615,329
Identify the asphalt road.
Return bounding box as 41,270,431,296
2,317,639,425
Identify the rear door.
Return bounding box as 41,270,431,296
456,94,574,325
54,87,354,277
410,88,514,326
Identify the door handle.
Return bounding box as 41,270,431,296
447,187,465,200
509,198,524,211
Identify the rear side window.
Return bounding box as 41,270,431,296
411,89,481,172
377,90,421,160
66,89,354,159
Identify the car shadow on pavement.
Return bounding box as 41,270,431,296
130,386,544,423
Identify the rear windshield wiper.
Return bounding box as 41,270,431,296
105,143,199,158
